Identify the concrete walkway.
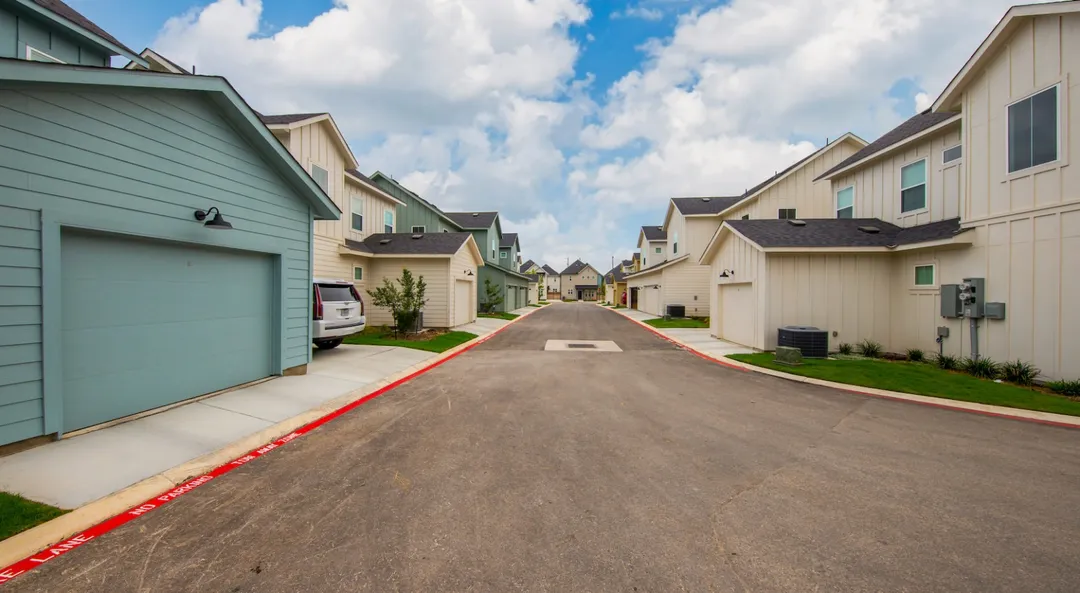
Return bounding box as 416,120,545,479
612,306,755,357
0,345,436,510
453,307,534,337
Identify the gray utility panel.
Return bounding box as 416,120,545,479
984,302,1006,320
941,284,962,318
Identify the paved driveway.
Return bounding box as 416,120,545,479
9,303,1080,592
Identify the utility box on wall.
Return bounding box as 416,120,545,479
985,302,1006,320
960,277,985,318
941,284,962,318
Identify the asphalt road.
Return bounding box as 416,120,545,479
9,303,1080,592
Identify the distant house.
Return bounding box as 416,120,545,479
604,260,633,306
519,259,547,303
541,264,561,299
638,225,667,270
0,1,341,446
560,260,601,301
123,48,190,74
444,212,533,312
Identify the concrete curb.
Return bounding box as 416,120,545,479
606,307,1080,430
0,310,536,571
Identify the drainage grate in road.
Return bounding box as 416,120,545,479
544,340,622,352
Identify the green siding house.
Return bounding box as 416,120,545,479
444,213,531,312
370,172,461,234
0,0,147,67
0,6,339,447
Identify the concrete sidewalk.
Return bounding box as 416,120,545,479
611,307,755,357
453,307,534,337
0,345,435,510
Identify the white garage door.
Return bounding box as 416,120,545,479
721,283,755,347
641,287,661,316
455,279,474,325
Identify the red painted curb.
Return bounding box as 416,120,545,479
0,315,525,586
609,308,747,372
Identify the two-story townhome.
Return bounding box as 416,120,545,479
604,260,633,305
0,1,345,446
542,264,561,299
262,113,484,329
697,1,1079,381
499,233,520,269
442,212,532,312
638,226,667,270
519,259,547,303
561,260,601,301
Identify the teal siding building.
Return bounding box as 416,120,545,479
0,0,146,67
0,57,337,445
445,213,531,312
371,172,461,234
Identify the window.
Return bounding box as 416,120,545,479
311,164,329,194
914,264,935,287
943,144,962,165
836,186,854,219
900,159,926,213
353,266,364,281
1008,85,1058,174
491,239,497,259
350,197,363,232
384,210,393,233
778,208,797,219
673,232,679,255
654,247,661,253
741,215,749,220
500,251,507,259
412,225,425,233
26,46,63,63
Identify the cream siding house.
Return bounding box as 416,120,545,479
638,226,667,269
542,264,561,299
560,260,601,301
261,112,483,328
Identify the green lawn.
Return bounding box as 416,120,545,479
728,354,1080,417
644,317,709,329
478,312,520,320
343,328,478,353
1,492,66,541
528,304,543,308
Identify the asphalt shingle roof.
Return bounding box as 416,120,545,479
816,111,959,180
726,218,968,249
31,0,137,56
519,259,536,274
560,259,590,275
345,233,472,256
500,233,518,248
444,212,499,229
641,225,667,241
257,112,326,125
605,264,630,283
541,264,559,275
671,196,745,216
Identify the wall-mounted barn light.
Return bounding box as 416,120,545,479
194,207,233,230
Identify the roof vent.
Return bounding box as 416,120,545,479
411,234,423,239
858,225,881,234
787,219,807,227
379,239,391,245
702,197,711,202
472,213,479,217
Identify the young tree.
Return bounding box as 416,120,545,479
482,278,504,313
598,281,607,302
537,280,544,302
367,268,427,334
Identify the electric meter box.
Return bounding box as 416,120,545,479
941,284,962,318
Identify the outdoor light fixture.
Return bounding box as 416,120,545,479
719,269,735,278
194,207,233,230
464,269,475,276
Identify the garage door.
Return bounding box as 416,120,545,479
455,279,473,325
641,287,660,316
721,283,755,347
61,231,275,432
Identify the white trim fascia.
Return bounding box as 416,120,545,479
267,114,359,170
344,171,406,206
818,115,962,182
624,254,690,279
932,2,1080,112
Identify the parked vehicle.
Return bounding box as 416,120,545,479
312,279,366,349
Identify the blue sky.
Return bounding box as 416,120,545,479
68,0,1024,270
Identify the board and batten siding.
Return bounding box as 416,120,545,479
661,262,712,318
0,6,109,66
725,139,862,221
367,258,452,327
710,233,765,342
0,86,315,444
0,204,43,444
450,245,478,325
830,125,963,228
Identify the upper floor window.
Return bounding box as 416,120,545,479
1008,85,1058,174
384,210,394,233
412,225,425,233
353,266,364,281
491,239,496,259
673,232,679,255
942,144,962,165
836,186,854,219
350,197,363,232
914,264,935,287
26,47,63,63
900,159,926,213
741,215,749,220
500,251,508,259
778,208,797,219
311,164,329,194
654,247,661,253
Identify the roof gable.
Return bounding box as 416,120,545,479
15,0,146,66
500,232,519,249
560,259,593,275
671,196,744,216
369,172,462,229
258,112,358,171
641,225,667,242
344,169,405,206
815,112,960,181
123,48,190,74
541,264,559,275
444,211,499,230
0,60,342,219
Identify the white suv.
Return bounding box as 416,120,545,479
312,279,366,350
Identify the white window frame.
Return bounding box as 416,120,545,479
353,265,364,282
1005,82,1064,178
899,158,928,215
778,208,797,220
500,250,508,259
411,225,425,233
913,263,936,288
835,185,855,219
26,46,63,63
673,232,679,255
383,210,394,233
942,144,963,167
654,247,661,253
310,163,330,195
350,196,364,232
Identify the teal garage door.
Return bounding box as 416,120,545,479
61,231,275,432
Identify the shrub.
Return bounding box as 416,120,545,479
858,339,883,358
935,353,960,370
1000,359,1040,386
1046,379,1080,397
367,268,427,334
963,356,1001,380
837,343,853,355
906,348,925,363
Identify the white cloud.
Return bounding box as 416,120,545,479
914,92,934,112
611,6,664,21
